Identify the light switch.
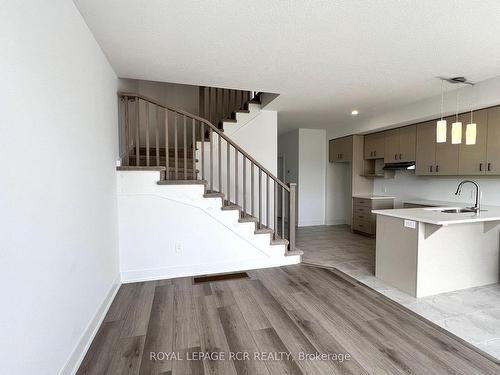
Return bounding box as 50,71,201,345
404,220,416,229
175,242,182,253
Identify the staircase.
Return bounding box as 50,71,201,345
117,89,299,260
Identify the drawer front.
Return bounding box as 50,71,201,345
353,212,373,222
353,205,371,215
353,198,373,207
352,218,374,234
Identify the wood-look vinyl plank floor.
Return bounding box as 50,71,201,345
77,265,500,375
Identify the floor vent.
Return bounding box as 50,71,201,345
193,272,249,284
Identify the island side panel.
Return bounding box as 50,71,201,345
416,221,500,298
375,215,418,296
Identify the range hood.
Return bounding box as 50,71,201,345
383,162,415,170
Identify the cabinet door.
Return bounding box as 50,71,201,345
384,129,400,163
364,134,375,159
341,136,353,161
458,109,487,175
329,139,336,162
435,117,459,175
329,137,352,162
399,125,416,162
415,121,436,175
486,107,500,174
365,132,385,159
372,132,385,159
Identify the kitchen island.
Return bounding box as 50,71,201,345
372,205,500,297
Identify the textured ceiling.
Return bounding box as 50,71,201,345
75,0,500,133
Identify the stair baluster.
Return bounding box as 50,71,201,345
155,107,160,166
118,92,296,252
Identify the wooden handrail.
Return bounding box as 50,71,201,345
119,91,289,191
118,90,295,251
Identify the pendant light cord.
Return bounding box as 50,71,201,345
440,79,445,120
456,91,460,122
470,85,474,123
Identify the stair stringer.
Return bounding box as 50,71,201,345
116,170,300,282
221,102,261,136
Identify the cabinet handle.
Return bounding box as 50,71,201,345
488,162,492,172
374,150,377,157
480,163,483,172
399,153,402,160
395,153,398,160
436,165,439,173
430,165,433,172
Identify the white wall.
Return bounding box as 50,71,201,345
278,129,299,185
298,129,327,226
197,110,279,228
120,78,199,114
231,110,278,175
117,171,299,281
1,2,119,374
277,129,299,226
278,129,327,227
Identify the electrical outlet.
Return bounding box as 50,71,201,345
175,242,182,253
116,159,122,167
404,220,416,229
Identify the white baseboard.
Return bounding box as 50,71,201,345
121,256,301,283
325,219,348,226
298,220,326,227
59,276,121,375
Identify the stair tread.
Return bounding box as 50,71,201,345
285,249,303,256
239,216,258,223
255,227,273,234
157,180,207,185
129,165,198,172
271,238,289,246
127,161,198,172
204,192,224,198
235,109,250,114
223,118,237,123
222,204,241,211
117,166,165,171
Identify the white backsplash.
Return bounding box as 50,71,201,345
373,170,500,208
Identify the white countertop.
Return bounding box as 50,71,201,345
373,205,500,225
353,195,395,200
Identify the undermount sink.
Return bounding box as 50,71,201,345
441,208,476,214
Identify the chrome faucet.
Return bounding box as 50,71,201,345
455,180,481,213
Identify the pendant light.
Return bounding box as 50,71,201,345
451,91,462,144
466,85,476,145
436,79,447,143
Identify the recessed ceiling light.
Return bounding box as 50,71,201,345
351,110,359,116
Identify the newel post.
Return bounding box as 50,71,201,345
288,183,296,251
